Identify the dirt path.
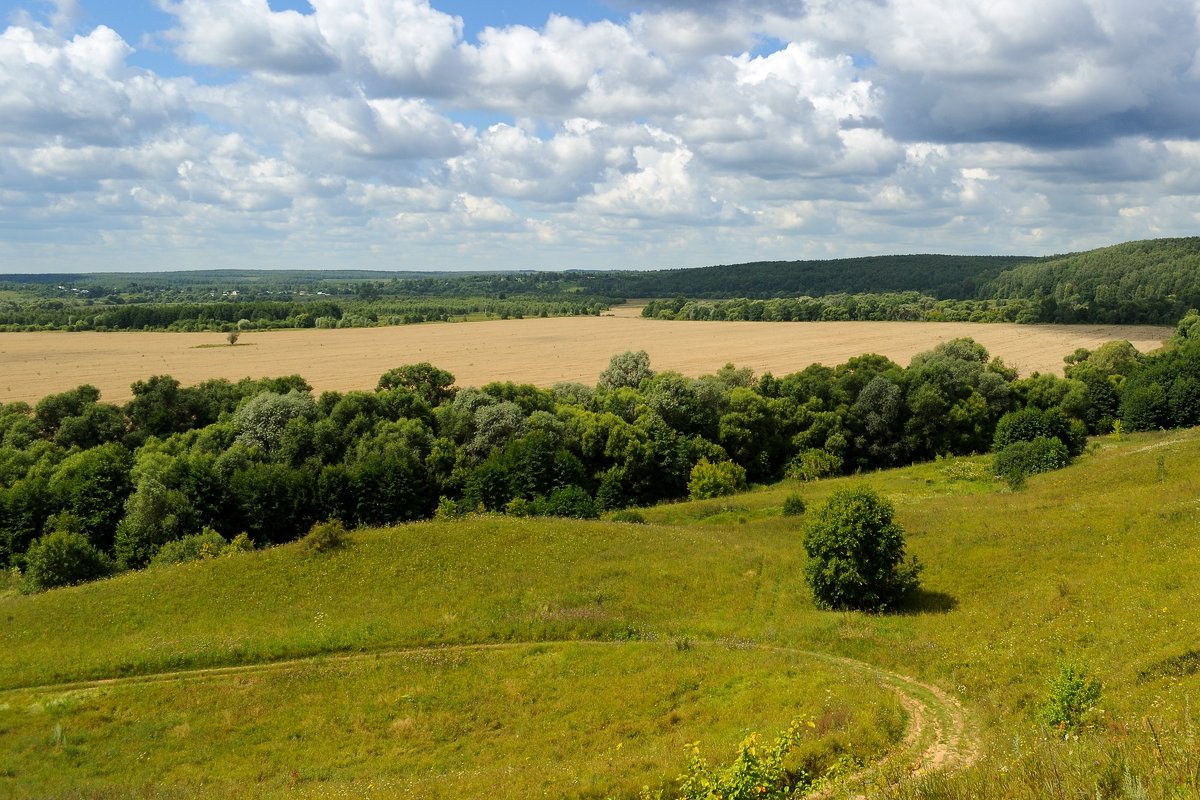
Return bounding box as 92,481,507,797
0,640,980,792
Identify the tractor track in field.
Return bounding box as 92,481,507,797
0,639,980,793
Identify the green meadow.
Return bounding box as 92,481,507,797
3,427,1200,797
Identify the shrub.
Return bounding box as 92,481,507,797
150,528,231,567
786,448,843,482
435,496,464,519
301,519,350,554
993,435,1070,489
609,509,646,524
782,494,806,516
802,485,921,612
637,719,813,800
529,485,599,519
687,458,747,500
1042,662,1102,732
22,530,114,592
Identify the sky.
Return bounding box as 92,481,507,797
1,0,1199,273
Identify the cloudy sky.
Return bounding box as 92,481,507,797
1,0,1198,273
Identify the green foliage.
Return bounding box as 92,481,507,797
787,448,843,482
113,477,197,569
609,509,646,523
234,389,317,454
599,350,655,390
639,719,813,800
529,485,600,519
993,436,1071,489
993,407,1086,457
1042,662,1102,732
688,458,748,500
802,485,921,611
21,529,114,592
150,528,234,567
376,362,457,406
435,496,465,519
301,519,350,554
782,494,806,516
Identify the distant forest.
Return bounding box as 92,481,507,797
2,237,1199,330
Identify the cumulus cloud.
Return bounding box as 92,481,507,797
161,0,337,74
3,0,1200,272
0,22,189,147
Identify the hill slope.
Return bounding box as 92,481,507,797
2,428,1200,797
984,237,1200,323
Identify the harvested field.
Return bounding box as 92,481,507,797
0,314,1171,403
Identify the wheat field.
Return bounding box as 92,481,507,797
0,311,1171,403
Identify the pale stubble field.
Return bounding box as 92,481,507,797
0,311,1172,403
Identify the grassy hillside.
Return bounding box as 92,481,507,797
3,428,1200,797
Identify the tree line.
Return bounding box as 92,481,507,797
4,316,1200,590
641,238,1200,326
0,297,609,332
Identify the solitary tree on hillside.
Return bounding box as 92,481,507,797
803,485,921,611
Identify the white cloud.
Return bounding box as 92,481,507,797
4,0,1200,272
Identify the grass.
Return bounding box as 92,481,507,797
3,427,1200,796
0,642,902,799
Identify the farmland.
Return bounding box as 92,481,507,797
0,312,1170,403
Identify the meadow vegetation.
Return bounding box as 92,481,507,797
0,426,1198,796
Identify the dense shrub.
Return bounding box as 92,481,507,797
609,509,646,524
802,486,921,612
529,485,599,519
782,494,807,516
22,530,114,592
150,528,243,567
993,436,1071,489
688,458,748,500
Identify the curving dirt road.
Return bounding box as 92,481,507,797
0,639,981,794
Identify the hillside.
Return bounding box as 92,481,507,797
576,254,1034,300
983,237,1200,324
2,428,1199,797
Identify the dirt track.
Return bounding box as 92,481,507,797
0,313,1170,404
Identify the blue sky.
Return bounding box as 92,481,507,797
1,0,1198,272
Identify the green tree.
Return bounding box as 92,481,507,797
22,529,114,592
598,350,654,390
687,458,747,500
802,485,921,611
376,362,457,406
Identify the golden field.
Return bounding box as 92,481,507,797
0,311,1171,403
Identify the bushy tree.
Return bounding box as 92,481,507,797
22,529,114,592
598,350,654,390
802,486,921,611
233,390,317,454
687,458,747,500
